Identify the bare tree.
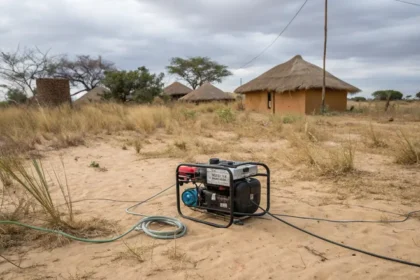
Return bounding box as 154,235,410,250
0,46,58,96
55,55,116,96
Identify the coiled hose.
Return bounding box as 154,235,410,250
0,184,187,242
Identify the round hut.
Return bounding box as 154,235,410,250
162,82,192,101
179,82,235,104
74,86,109,105
235,55,360,114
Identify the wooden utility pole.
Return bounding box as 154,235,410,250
321,0,328,113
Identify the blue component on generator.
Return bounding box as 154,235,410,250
182,188,198,207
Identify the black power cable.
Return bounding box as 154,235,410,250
271,210,420,224
257,205,420,268
65,188,420,267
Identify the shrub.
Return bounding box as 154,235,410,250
89,161,100,168
282,114,302,124
181,109,197,120
352,96,367,102
174,140,187,151
216,108,235,123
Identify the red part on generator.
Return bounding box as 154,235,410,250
178,166,199,183
179,166,198,174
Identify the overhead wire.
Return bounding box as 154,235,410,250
394,0,420,7
238,0,309,69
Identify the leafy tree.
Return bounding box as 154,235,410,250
55,55,115,96
405,95,412,100
0,46,58,95
351,96,366,101
166,56,232,89
6,88,27,104
372,90,403,101
416,92,420,99
102,67,164,103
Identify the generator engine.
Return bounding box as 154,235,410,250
178,158,261,216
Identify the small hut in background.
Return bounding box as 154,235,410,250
36,78,71,106
179,82,235,103
235,55,360,114
74,86,109,105
162,82,192,101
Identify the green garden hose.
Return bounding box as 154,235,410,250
0,184,187,242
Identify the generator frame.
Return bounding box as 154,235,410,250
176,162,270,228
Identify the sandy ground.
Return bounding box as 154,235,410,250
1,136,420,280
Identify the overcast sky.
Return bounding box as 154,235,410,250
0,0,419,99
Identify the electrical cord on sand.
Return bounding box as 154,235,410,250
271,210,420,224
0,184,186,242
255,204,420,268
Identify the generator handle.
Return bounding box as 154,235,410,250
176,163,235,228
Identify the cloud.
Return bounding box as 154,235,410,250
0,0,419,100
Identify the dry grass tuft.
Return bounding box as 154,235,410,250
0,155,116,251
174,140,188,151
293,139,356,176
365,123,388,148
0,156,74,226
133,138,143,154
394,131,420,165
118,240,147,263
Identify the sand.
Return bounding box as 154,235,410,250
1,138,420,280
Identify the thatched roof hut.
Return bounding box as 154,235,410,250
74,86,109,105
234,55,360,114
236,55,360,94
163,82,192,100
180,82,235,103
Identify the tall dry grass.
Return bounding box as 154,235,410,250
0,103,229,147
292,137,356,176
0,102,288,155
348,100,420,121
394,131,420,165
0,154,116,251
0,104,176,153
364,123,388,148
0,156,74,227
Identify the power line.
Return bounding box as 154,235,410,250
238,0,309,69
395,0,420,6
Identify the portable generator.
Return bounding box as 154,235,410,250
176,158,270,228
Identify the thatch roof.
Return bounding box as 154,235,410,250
163,82,192,96
179,83,235,102
74,86,109,104
235,55,360,94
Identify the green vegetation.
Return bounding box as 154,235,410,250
103,66,164,103
166,56,232,89
372,90,403,101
